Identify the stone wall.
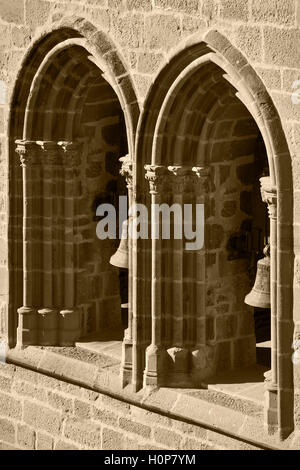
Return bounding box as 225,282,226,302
0,360,260,450
0,0,299,442
0,1,298,341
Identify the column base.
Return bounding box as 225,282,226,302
264,371,278,435
120,334,133,388
59,309,81,346
17,306,38,347
37,308,58,346
143,344,165,388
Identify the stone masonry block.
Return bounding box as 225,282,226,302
74,399,91,419
111,12,144,48
0,391,22,420
0,0,24,24
252,0,295,25
264,27,300,68
25,0,51,30
92,405,118,426
137,52,164,74
0,417,15,444
154,0,199,14
219,0,249,22
235,26,262,63
145,14,181,49
119,417,151,439
35,431,54,450
54,440,78,450
47,391,73,414
23,401,62,435
154,426,182,448
102,427,124,450
64,418,102,448
127,0,152,10
17,424,35,450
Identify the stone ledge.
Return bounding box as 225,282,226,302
4,346,295,450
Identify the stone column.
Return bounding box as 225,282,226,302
119,154,134,387
143,165,168,387
191,166,210,375
36,141,59,346
167,166,192,375
58,141,81,346
15,140,39,347
260,176,278,432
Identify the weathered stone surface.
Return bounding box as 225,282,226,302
64,418,102,448
0,0,298,450
0,0,24,23
154,0,199,13
145,14,181,49
25,0,51,30
17,424,35,450
0,418,15,444
252,0,295,25
235,26,262,62
264,27,300,68
102,427,124,450
24,401,62,435
219,0,249,22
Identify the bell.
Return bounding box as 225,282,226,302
244,244,270,309
109,219,129,269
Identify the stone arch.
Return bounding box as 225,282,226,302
8,19,139,353
135,30,293,438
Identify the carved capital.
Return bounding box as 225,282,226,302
15,139,38,167
144,165,169,195
260,177,277,220
58,141,81,167
120,154,134,190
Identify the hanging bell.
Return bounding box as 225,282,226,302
244,244,270,309
109,219,129,269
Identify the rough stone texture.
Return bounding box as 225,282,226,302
0,361,270,450
0,0,298,448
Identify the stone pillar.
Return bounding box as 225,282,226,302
260,176,278,433
191,166,210,376
119,154,134,387
15,140,39,347
58,141,81,346
167,166,192,375
36,141,59,346
143,165,168,387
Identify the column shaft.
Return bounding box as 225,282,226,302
15,140,39,347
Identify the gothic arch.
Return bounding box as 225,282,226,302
8,19,139,354
134,30,294,438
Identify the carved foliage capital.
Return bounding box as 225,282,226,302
15,139,38,167
144,165,169,195
120,154,134,190
260,177,277,219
